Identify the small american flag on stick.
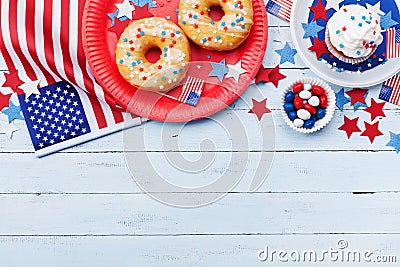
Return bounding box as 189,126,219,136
161,76,205,107
386,28,400,59
265,0,293,22
379,74,400,106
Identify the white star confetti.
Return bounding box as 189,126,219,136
116,0,135,20
325,0,342,11
226,60,247,82
19,79,40,99
0,120,19,139
365,1,385,15
273,27,293,44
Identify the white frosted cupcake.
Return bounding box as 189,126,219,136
325,5,383,64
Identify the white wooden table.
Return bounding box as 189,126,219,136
1,14,400,266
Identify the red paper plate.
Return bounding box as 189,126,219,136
83,0,268,122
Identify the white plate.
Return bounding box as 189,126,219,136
290,0,400,87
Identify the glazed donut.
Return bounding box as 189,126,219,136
178,0,254,50
116,17,191,92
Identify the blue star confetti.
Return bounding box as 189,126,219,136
1,101,23,123
379,11,399,30
302,21,324,38
209,59,229,82
275,42,297,65
107,10,128,27
353,101,368,111
387,132,400,154
130,0,156,8
335,88,350,110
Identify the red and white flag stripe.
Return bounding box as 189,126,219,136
0,0,141,154
386,28,400,59
384,74,400,104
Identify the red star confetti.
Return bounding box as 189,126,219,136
309,0,328,21
338,116,362,138
364,99,386,121
308,37,330,59
0,92,12,110
248,97,271,121
255,65,286,88
2,70,23,92
360,121,383,143
132,4,154,20
346,88,368,105
108,19,130,37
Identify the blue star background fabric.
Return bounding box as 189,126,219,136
18,82,91,151
306,0,400,72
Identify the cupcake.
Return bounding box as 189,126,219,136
325,5,383,64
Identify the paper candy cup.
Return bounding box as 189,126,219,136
325,29,374,65
281,77,336,134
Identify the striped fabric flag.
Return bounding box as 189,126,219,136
177,76,205,107
379,74,400,105
265,0,293,22
386,28,400,59
0,0,142,156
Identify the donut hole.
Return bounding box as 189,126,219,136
209,5,224,22
145,46,162,64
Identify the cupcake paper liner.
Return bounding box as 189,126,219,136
325,29,374,65
281,77,336,134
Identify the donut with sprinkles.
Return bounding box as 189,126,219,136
116,17,191,92
178,0,254,50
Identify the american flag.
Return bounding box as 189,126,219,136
379,74,400,106
265,0,293,22
0,0,141,156
386,28,400,59
177,76,205,107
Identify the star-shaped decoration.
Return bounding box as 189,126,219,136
338,116,362,138
19,79,40,99
0,120,19,139
0,92,12,110
209,59,229,82
226,60,247,82
132,4,154,20
131,0,157,8
308,37,330,58
115,0,135,20
255,65,286,88
107,10,127,27
379,11,399,30
366,1,385,15
387,131,400,154
273,27,293,44
1,101,23,123
364,98,386,121
346,88,368,105
108,19,130,37
309,0,328,21
2,70,23,92
325,0,342,11
302,21,325,38
353,100,368,111
248,98,271,121
275,42,297,65
361,121,383,143
335,88,351,111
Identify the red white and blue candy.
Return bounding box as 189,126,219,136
284,82,328,129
